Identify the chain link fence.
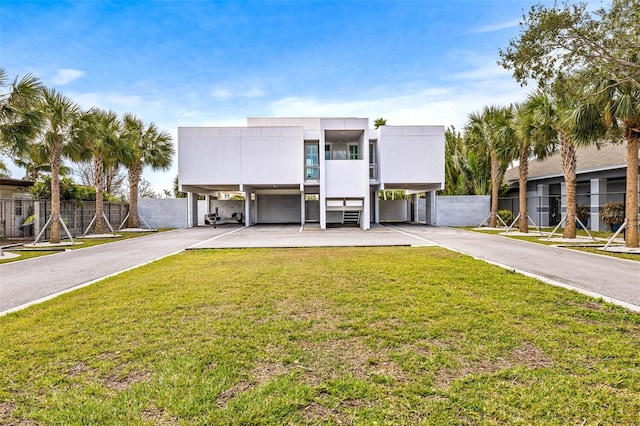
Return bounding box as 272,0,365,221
498,191,635,230
0,199,129,240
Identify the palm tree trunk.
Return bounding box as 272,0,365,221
490,153,500,228
560,132,577,239
127,163,142,228
49,144,62,244
94,157,104,234
625,127,639,248
519,149,529,233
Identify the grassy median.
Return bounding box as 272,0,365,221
1,247,639,424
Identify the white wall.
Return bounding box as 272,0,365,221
138,198,186,228
435,195,490,226
378,126,445,185
379,200,409,221
324,160,368,198
178,126,304,187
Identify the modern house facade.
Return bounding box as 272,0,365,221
502,142,640,231
178,117,445,230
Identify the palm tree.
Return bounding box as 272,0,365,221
498,97,558,232
465,106,513,227
121,114,173,228
0,68,44,167
575,81,640,247
37,88,82,243
374,118,387,129
74,108,122,234
522,88,600,239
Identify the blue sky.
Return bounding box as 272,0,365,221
2,0,557,194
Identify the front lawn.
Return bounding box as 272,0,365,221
1,247,639,424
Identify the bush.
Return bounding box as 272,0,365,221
498,209,514,226
599,201,625,227
576,204,590,222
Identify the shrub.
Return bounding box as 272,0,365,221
599,201,625,227
498,209,514,226
576,204,590,222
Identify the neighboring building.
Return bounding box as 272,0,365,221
502,142,639,231
0,178,34,200
0,178,35,238
178,117,445,230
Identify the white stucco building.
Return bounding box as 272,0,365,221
178,117,445,230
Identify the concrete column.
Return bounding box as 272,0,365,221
412,194,419,222
205,195,212,215
245,193,251,227
187,192,198,228
536,184,550,226
428,191,436,225
361,192,370,230
591,178,607,231
560,182,567,218
33,200,41,237
300,192,306,226
374,191,380,223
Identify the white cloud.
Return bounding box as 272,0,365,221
269,77,530,131
449,65,511,81
212,89,232,99
472,19,520,34
51,68,86,86
211,86,265,100
66,91,142,110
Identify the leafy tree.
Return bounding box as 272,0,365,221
374,118,387,129
31,175,97,201
499,0,640,92
121,114,173,228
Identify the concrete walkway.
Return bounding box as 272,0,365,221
2,224,639,315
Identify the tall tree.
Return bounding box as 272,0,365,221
499,0,640,92
74,109,123,234
498,97,558,232
121,114,173,228
465,106,513,227
499,0,640,241
571,81,640,247
37,88,82,243
0,68,44,172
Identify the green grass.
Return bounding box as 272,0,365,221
2,247,639,424
0,230,170,264
465,226,640,262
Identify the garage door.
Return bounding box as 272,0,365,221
257,194,301,223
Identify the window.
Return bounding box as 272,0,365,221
305,143,319,179
348,144,358,160
324,144,332,160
